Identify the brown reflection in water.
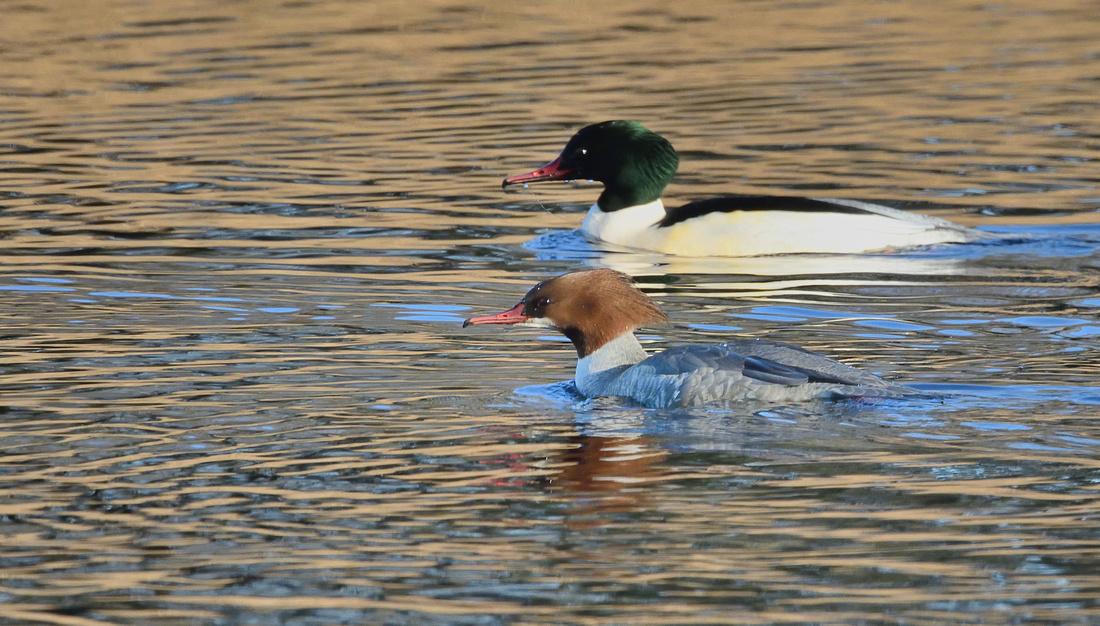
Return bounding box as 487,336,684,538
548,434,667,529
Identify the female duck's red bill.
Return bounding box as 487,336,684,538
501,156,574,189
462,302,528,328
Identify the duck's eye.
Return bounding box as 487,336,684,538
572,147,588,160
538,297,552,307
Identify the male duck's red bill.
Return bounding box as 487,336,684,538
501,156,573,188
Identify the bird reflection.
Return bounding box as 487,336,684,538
525,228,977,282
547,433,666,529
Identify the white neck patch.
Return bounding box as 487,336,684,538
580,199,666,248
574,331,647,397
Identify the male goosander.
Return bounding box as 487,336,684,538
502,120,984,256
463,269,918,408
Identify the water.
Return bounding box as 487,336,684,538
1,0,1099,623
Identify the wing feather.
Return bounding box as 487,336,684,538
602,340,916,408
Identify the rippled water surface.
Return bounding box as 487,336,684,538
2,0,1100,623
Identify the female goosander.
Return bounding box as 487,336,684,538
463,269,918,408
502,120,984,256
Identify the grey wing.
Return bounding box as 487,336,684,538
721,339,917,395
611,342,917,408
609,345,750,409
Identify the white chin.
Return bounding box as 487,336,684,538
518,317,557,329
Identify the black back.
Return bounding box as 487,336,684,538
659,195,873,228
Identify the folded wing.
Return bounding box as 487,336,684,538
607,339,917,408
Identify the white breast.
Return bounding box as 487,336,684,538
580,200,667,249
574,332,649,398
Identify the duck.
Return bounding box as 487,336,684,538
502,120,984,256
463,269,919,408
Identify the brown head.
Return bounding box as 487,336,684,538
463,269,670,358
